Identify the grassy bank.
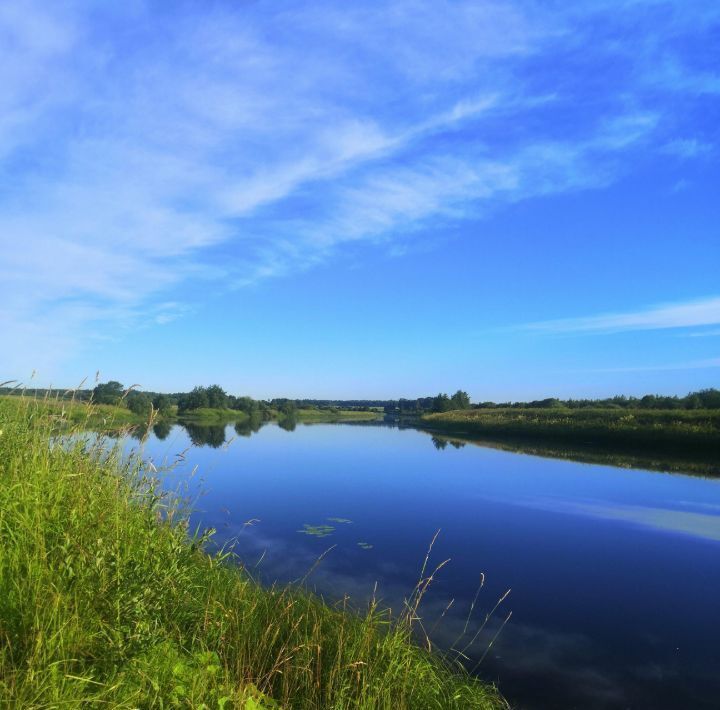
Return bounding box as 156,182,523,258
422,407,720,456
177,407,251,424
0,398,505,709
295,408,380,423
177,406,379,425
0,394,152,430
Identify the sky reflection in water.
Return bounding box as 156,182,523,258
121,421,720,710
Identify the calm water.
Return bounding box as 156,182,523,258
121,420,720,709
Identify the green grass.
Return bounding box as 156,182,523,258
0,397,506,709
423,407,720,457
294,409,380,423
0,394,153,430
177,407,250,424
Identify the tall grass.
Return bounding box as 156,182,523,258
0,393,152,430
0,397,506,709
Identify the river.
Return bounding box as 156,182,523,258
117,419,720,709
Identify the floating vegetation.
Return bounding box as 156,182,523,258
297,523,335,538
327,517,353,524
357,542,373,550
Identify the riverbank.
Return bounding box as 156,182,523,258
295,408,379,422
0,396,380,430
422,408,720,457
0,397,504,708
179,407,379,425
0,395,151,429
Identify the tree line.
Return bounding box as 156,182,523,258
2,382,719,413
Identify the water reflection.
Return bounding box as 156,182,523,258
183,422,226,448
525,497,720,542
234,414,264,437
153,420,172,440
432,436,466,450
102,415,720,478
420,429,720,478
111,420,720,710
277,415,297,432
432,435,448,450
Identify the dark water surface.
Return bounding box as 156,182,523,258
122,421,720,709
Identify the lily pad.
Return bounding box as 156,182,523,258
297,524,335,538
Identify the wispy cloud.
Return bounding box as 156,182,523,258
662,138,713,159
519,297,720,335
588,359,720,374
0,0,718,375
685,328,720,338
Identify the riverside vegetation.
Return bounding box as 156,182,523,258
422,407,720,457
0,396,506,709
0,380,379,432
2,380,718,458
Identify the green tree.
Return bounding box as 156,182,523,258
432,393,451,413
233,396,259,415
126,392,152,416
449,390,471,410
694,388,720,409
92,381,124,405
152,394,173,416
178,386,209,412
279,400,297,417
205,385,228,409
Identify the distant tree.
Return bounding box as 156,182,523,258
692,389,720,409
178,386,209,412
432,393,451,413
126,392,152,416
527,398,563,409
685,394,703,410
279,400,297,417
152,394,173,416
639,395,655,409
233,396,259,415
205,384,228,409
449,390,471,410
92,381,124,405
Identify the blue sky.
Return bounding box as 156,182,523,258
1,0,718,399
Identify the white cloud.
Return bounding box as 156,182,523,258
588,359,720,373
0,0,716,375
519,297,720,335
662,138,713,159
685,328,720,338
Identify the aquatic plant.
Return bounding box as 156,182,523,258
297,523,336,537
